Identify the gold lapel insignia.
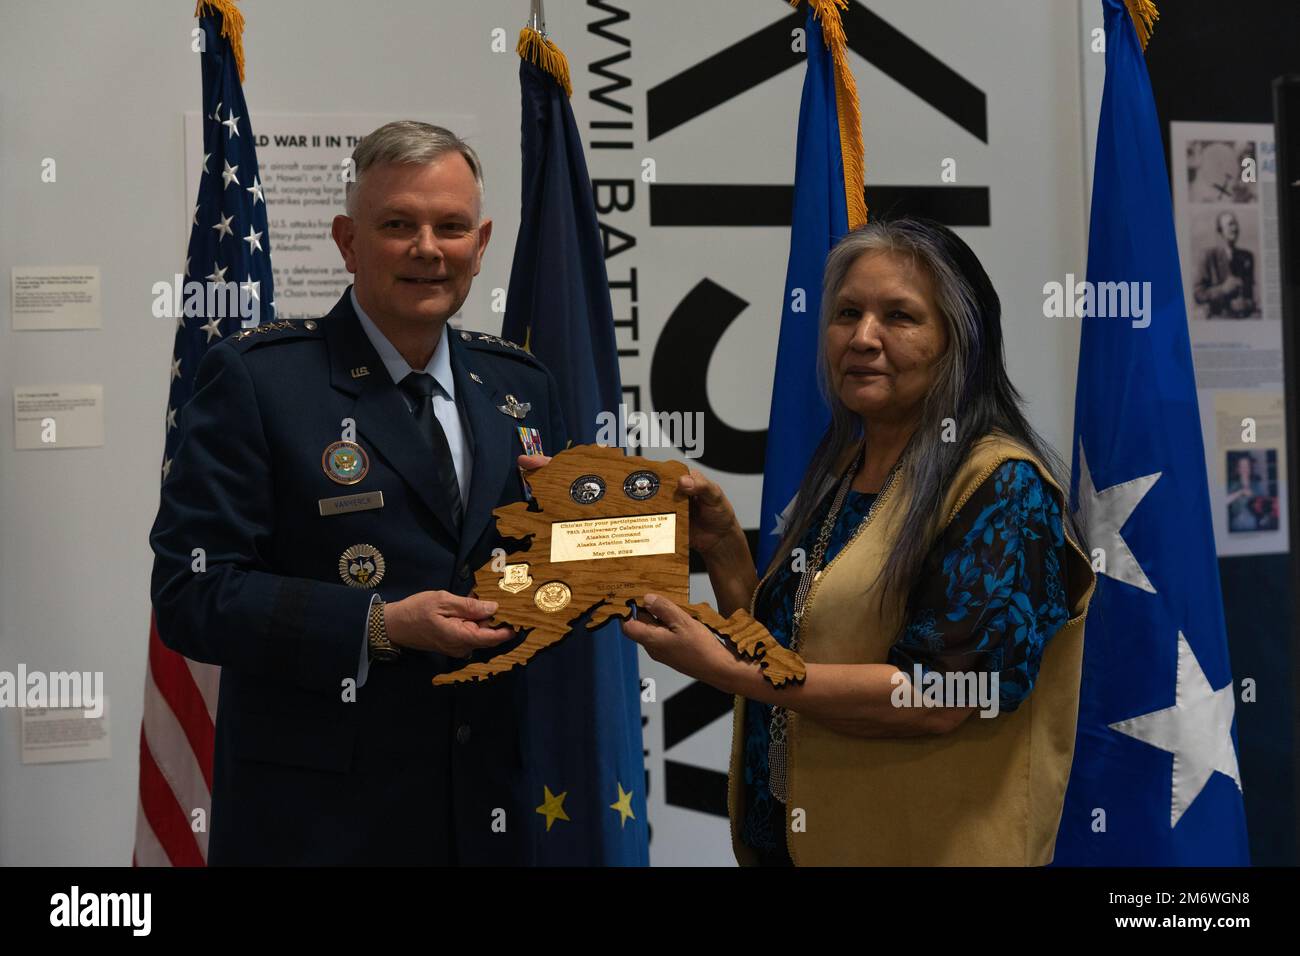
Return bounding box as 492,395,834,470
350,366,370,379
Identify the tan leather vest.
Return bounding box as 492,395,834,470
727,434,1095,866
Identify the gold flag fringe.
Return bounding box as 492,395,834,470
1123,0,1159,51
194,0,246,83
793,0,867,227
518,26,573,98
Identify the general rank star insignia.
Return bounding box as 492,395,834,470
234,319,294,341
498,394,531,419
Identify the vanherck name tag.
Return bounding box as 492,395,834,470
318,491,385,516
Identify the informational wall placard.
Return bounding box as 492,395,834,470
13,385,104,450
184,112,475,321
1172,121,1288,556
11,266,101,330
20,701,111,765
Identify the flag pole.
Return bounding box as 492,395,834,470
528,0,545,35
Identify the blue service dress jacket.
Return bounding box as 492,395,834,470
149,288,569,865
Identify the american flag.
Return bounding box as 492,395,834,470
135,0,275,866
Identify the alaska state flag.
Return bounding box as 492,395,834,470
501,27,648,866
757,1,864,571
1053,0,1249,865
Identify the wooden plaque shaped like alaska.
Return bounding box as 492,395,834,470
431,444,806,687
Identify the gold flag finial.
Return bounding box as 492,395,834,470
1123,0,1160,52
194,0,247,83
792,0,867,226
518,0,572,98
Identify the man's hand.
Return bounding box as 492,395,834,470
383,591,515,657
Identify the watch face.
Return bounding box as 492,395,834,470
569,474,606,505
623,470,660,500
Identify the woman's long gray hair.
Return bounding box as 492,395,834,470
762,217,1085,602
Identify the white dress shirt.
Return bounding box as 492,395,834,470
351,287,473,505
350,287,474,685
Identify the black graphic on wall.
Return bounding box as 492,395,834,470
651,279,766,474
649,184,990,227
663,681,736,817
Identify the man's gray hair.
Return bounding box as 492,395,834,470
344,121,485,217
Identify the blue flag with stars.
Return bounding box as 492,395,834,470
165,0,274,474
502,27,648,866
756,6,851,572
1052,0,1249,865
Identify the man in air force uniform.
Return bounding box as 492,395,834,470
150,121,568,864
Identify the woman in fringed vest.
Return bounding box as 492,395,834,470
622,218,1096,866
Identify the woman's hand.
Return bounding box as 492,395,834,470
622,594,742,691
678,468,742,559
518,453,550,471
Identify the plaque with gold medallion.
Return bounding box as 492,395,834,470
431,444,806,688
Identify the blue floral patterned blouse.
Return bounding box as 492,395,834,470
740,459,1073,864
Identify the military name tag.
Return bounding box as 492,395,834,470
318,491,385,516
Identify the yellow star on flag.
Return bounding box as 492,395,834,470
609,782,636,828
535,785,570,831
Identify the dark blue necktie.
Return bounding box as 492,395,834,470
399,371,463,532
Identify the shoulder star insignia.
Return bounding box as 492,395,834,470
233,319,296,341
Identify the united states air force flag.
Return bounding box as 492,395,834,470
502,23,648,866
757,0,865,571
1053,0,1249,865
